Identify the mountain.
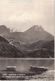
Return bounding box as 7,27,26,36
0,25,54,58
0,36,22,58
0,25,10,37
0,25,53,44
23,25,53,43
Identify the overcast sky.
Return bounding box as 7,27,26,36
0,0,54,35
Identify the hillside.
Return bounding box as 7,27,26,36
22,40,54,58
0,36,22,58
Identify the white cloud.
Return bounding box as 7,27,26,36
0,0,54,34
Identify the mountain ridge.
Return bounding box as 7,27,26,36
0,25,53,44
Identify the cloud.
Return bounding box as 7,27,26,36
0,0,54,34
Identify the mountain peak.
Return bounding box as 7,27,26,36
0,25,7,29
25,25,44,32
32,25,43,31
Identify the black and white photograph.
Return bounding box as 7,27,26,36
0,0,54,80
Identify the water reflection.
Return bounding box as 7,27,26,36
0,58,54,72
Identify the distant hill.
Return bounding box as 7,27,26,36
23,25,53,43
0,25,53,43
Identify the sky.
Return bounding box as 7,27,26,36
0,0,54,35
